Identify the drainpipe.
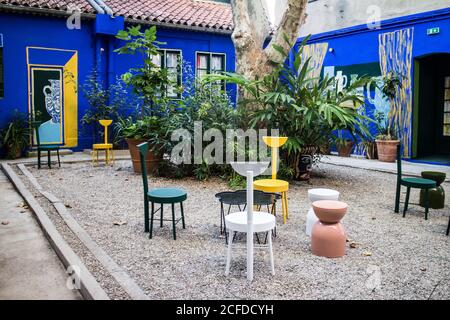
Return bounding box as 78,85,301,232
93,0,114,16
86,0,105,14
107,40,115,88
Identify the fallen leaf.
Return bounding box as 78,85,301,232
1,220,9,225
113,220,127,226
64,203,72,209
363,251,372,257
20,210,26,213
349,242,358,249
18,202,26,208
371,217,376,220
420,267,427,272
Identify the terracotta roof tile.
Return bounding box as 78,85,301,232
0,0,233,32
105,0,233,31
0,0,95,13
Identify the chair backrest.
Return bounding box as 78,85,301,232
99,119,112,145
137,142,149,195
263,136,288,180
396,144,402,179
30,121,42,147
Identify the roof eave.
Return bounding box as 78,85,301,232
118,16,233,35
0,4,97,20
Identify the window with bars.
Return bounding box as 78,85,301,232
0,46,4,98
196,52,226,92
151,49,182,99
444,76,450,136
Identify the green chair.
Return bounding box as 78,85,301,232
31,121,61,169
138,142,187,240
395,144,436,220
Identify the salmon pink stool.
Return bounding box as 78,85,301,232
306,189,340,236
311,200,347,258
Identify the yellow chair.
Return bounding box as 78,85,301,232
253,136,290,224
92,119,114,166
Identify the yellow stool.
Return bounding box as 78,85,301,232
92,119,114,166
253,136,290,224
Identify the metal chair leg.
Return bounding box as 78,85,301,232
424,189,429,220
37,149,41,169
403,187,411,217
149,202,154,239
395,182,401,213
171,203,177,240
160,204,164,228
57,149,61,167
180,201,185,229
446,217,450,236
47,150,51,168
144,200,149,233
225,230,233,276
268,229,275,275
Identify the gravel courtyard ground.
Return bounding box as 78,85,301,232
27,161,449,300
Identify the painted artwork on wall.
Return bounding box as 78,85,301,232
379,27,414,157
31,68,63,145
27,47,78,148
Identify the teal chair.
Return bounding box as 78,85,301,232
395,145,436,219
31,121,61,169
137,142,187,240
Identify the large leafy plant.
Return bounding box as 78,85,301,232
115,25,174,115
204,36,373,179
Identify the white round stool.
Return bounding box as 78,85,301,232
225,211,276,276
306,189,340,236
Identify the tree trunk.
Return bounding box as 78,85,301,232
231,0,308,93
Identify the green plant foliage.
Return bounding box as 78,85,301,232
115,25,175,115
203,36,373,179
0,110,31,159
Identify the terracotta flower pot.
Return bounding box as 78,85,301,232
126,138,162,174
337,141,354,157
375,139,399,162
312,200,348,223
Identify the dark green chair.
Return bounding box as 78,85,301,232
395,144,436,219
31,121,61,169
138,142,187,240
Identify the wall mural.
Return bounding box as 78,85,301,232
32,68,63,144
379,27,414,157
27,47,78,148
301,42,329,81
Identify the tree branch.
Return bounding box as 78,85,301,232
265,0,308,64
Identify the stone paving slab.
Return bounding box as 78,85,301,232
0,170,82,300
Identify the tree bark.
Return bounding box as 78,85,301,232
231,0,308,84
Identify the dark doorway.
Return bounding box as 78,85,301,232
414,54,450,165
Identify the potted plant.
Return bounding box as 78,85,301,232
0,110,30,159
114,25,176,173
334,131,355,157
375,72,401,162
115,116,165,174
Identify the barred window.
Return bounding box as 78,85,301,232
152,49,182,99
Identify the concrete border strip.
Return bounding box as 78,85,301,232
1,163,110,300
17,163,149,300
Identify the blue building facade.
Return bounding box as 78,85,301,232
0,1,235,151
296,7,450,161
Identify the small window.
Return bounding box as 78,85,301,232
443,76,450,136
0,46,4,98
151,49,182,99
196,52,226,92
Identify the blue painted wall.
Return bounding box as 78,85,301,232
0,11,236,151
295,7,450,158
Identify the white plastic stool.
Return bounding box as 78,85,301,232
306,189,340,236
225,211,276,276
